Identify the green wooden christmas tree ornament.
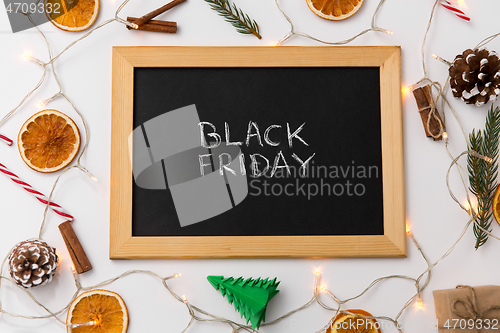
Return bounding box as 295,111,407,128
207,275,280,330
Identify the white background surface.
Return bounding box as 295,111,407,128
0,0,499,332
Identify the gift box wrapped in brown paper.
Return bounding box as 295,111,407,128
433,285,500,333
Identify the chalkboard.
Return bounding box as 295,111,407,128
110,46,406,259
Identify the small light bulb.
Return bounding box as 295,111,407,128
417,298,424,309
315,271,320,276
174,273,181,278
402,85,413,94
272,41,280,47
56,251,63,263
485,157,493,163
432,54,453,66
320,285,326,292
130,23,139,29
80,166,97,182
23,54,44,66
385,30,393,35
38,94,59,108
182,295,188,303
442,132,448,140
406,224,411,236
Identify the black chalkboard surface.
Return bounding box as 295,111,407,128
132,66,383,237
110,47,405,258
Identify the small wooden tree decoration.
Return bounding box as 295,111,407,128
207,275,280,330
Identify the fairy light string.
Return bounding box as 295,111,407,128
2,0,500,332
273,0,391,46
0,0,136,235
414,0,500,252
0,224,454,333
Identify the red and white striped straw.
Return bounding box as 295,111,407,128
441,0,470,21
0,162,73,221
0,134,13,146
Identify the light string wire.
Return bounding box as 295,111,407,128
0,0,137,237
0,229,434,333
0,220,473,333
273,0,392,46
410,0,500,245
1,0,500,332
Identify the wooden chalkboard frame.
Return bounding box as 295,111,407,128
110,46,405,259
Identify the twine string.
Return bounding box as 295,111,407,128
436,285,500,332
417,83,445,139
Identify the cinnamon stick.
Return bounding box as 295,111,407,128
133,0,186,27
58,221,92,274
127,17,177,33
128,17,177,27
413,84,445,141
127,22,177,33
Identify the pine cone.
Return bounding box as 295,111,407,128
449,48,500,106
8,239,58,288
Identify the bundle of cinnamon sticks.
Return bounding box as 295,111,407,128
412,84,445,141
127,0,186,34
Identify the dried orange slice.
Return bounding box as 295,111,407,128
306,0,364,21
326,309,381,333
67,289,128,333
45,0,99,32
18,110,80,173
493,185,500,225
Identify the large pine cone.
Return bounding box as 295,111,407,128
449,48,500,106
8,239,58,288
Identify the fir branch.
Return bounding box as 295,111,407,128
467,106,500,249
204,0,262,39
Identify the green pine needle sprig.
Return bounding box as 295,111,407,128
204,0,262,39
467,105,500,249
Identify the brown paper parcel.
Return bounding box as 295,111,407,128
433,285,500,333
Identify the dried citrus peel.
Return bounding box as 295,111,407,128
67,289,128,333
326,309,381,333
306,0,364,21
18,110,80,173
45,0,99,32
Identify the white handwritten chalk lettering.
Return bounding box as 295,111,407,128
199,152,314,177
239,153,247,176
225,122,243,146
291,153,316,177
270,151,291,177
198,121,315,177
287,122,308,148
199,122,221,148
199,154,212,176
200,122,309,148
245,121,264,147
198,152,317,177
250,154,270,177
264,124,281,146
219,153,236,176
